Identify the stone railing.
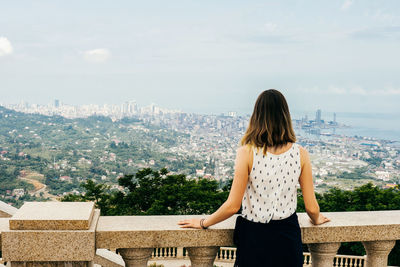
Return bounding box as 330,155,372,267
0,201,400,267
149,246,367,266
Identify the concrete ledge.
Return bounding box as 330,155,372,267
2,209,100,261
0,217,10,247
9,202,95,230
96,211,400,249
298,210,400,243
94,249,125,267
96,215,236,249
0,201,18,218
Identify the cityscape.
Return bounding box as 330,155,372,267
1,0,400,265
0,100,399,205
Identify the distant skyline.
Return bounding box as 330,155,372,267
1,0,400,115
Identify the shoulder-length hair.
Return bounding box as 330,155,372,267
241,89,296,154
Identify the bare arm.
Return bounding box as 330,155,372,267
299,146,330,225
178,145,251,229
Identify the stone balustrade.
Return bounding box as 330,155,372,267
0,202,400,267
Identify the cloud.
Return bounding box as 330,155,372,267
0,37,13,56
350,26,400,40
263,23,278,33
371,9,398,23
341,0,353,10
298,86,400,96
83,48,111,63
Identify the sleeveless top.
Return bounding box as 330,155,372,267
241,143,301,223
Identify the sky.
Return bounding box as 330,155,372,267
0,0,400,116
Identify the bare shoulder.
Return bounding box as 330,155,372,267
236,145,253,170
237,145,252,155
298,145,308,155
298,145,310,166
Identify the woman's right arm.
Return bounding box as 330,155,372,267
299,146,330,225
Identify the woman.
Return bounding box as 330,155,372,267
178,89,330,266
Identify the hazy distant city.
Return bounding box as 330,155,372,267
0,99,398,205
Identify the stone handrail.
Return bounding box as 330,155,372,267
95,211,400,266
0,203,400,267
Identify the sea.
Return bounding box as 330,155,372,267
293,112,400,145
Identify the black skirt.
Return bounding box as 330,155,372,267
233,213,303,267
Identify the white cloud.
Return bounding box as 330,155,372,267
83,48,111,63
341,0,353,10
0,37,13,56
263,23,278,33
297,86,400,96
371,9,398,23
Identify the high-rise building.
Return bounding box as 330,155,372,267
315,109,322,124
333,113,337,124
227,111,237,117
127,100,137,114
54,99,60,108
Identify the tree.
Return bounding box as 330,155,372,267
62,168,229,216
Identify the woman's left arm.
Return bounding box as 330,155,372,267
178,145,251,229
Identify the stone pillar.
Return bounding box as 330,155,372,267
118,248,153,267
362,240,396,267
187,246,219,267
308,242,341,267
176,247,184,259
2,202,98,266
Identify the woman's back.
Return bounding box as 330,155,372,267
241,142,300,222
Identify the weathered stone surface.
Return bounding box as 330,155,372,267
94,249,124,267
96,215,236,249
96,211,400,249
2,210,100,261
298,210,400,243
308,242,341,267
187,246,219,267
0,201,18,218
362,240,396,267
10,202,95,230
0,217,10,247
9,262,92,267
118,248,153,267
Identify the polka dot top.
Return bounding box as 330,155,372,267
241,143,301,223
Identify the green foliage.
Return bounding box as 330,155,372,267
62,168,229,216
361,156,383,167
336,167,372,180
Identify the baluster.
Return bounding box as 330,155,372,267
308,242,341,267
119,248,153,267
362,240,396,267
177,247,184,259
187,246,219,267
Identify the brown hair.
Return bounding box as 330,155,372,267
241,89,296,154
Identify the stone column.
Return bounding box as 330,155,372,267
187,246,219,267
176,247,184,259
362,240,396,267
308,242,341,267
118,248,153,267
2,202,98,266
